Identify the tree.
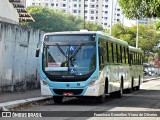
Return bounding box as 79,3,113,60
85,21,103,31
21,6,103,32
111,24,160,53
118,0,160,19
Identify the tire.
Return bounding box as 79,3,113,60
131,77,135,90
96,85,106,103
53,96,63,104
96,94,105,103
135,76,140,91
110,78,123,98
125,88,132,93
116,83,123,98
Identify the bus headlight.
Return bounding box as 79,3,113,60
42,79,49,87
88,77,98,86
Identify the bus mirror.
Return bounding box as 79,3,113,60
36,48,40,57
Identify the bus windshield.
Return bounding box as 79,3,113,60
42,42,96,76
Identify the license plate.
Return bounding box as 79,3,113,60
63,92,73,96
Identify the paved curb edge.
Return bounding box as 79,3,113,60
0,96,52,111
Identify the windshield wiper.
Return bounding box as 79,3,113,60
55,43,67,58
69,43,84,67
69,43,84,59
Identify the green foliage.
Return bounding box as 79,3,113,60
85,21,103,31
21,6,103,32
156,22,160,30
109,24,160,53
118,0,160,19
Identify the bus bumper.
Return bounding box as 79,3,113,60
40,80,104,97
83,83,105,96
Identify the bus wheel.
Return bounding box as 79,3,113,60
125,88,132,93
53,96,63,104
135,76,140,90
96,86,106,103
116,77,123,98
110,79,123,98
116,82,123,98
131,76,135,90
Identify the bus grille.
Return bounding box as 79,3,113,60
53,89,83,95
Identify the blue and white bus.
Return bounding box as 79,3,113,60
36,31,143,103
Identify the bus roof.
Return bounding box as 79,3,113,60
129,46,142,53
44,31,98,36
97,32,128,46
44,31,128,46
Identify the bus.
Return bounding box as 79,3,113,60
129,46,143,90
36,31,143,103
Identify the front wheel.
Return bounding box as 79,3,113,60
116,84,123,98
135,77,141,90
53,96,63,104
96,94,105,103
96,86,106,103
110,80,123,98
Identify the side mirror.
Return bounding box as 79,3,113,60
36,48,40,57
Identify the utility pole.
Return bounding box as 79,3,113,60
84,0,86,29
110,0,113,35
136,19,139,48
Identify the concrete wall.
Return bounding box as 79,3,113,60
0,21,44,92
0,0,19,24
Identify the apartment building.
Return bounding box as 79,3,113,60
25,0,124,29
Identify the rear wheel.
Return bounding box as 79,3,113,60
53,96,63,104
135,76,140,90
96,84,106,103
131,76,135,90
124,88,132,93
110,78,123,98
96,94,105,103
116,83,123,98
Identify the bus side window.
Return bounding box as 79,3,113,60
120,45,122,63
113,43,117,63
123,47,126,64
126,48,129,64
111,43,114,63
129,53,133,65
108,42,113,63
98,46,104,69
106,42,109,62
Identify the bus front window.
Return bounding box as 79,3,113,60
42,44,96,76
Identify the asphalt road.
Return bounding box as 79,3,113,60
1,78,160,120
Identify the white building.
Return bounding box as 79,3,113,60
26,0,124,29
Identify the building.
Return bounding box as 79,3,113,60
0,0,34,24
25,0,124,29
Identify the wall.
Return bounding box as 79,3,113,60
0,0,19,24
0,21,44,92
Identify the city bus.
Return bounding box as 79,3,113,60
36,31,143,103
129,46,143,90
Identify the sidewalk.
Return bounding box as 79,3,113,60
0,89,41,103
0,89,51,110
0,76,159,111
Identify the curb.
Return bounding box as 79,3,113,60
0,96,52,111
143,77,160,82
